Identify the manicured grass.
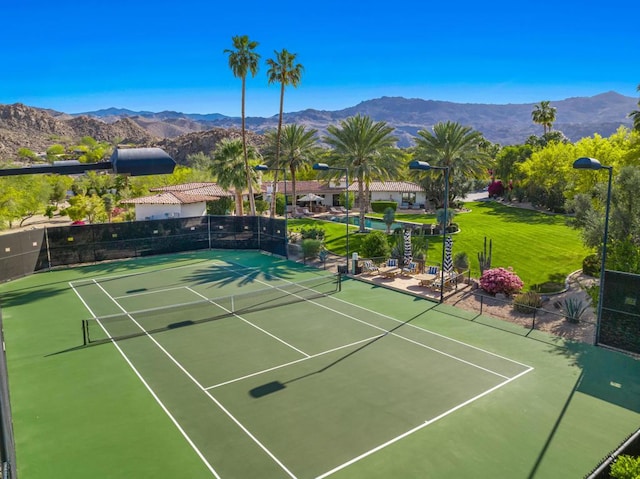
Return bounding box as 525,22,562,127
292,201,591,290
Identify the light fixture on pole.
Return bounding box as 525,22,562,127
409,160,450,303
573,157,613,345
255,164,288,258
313,162,349,274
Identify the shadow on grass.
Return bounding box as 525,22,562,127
470,201,566,225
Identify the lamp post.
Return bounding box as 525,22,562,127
255,164,288,258
573,157,613,345
409,160,450,303
313,163,349,274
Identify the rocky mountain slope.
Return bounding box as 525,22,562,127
1,91,637,163
77,91,638,147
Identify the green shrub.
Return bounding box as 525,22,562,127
513,291,543,313
301,239,322,260
610,454,640,479
255,199,269,215
207,197,233,215
371,201,398,213
582,253,599,277
359,230,391,260
300,226,325,240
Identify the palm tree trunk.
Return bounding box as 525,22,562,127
241,76,256,216
235,191,244,216
271,82,286,217
357,176,366,233
290,166,297,215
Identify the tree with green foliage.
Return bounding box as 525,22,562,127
359,230,391,260
225,35,261,216
412,121,490,207
0,175,51,227
266,49,304,217
531,100,557,134
17,147,37,162
610,454,640,479
382,207,395,234
324,115,400,233
211,138,259,216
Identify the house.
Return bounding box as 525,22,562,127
121,183,232,221
348,181,426,209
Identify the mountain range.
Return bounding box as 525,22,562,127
0,91,637,164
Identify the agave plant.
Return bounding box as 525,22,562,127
563,297,589,324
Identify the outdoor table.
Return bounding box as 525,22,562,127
379,266,400,278
414,273,437,287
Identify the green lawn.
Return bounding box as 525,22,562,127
291,201,590,290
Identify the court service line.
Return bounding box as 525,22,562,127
316,366,533,479
221,267,512,380
185,287,311,358
90,280,299,479
205,334,384,390
69,282,222,479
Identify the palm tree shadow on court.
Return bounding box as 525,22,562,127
249,310,427,398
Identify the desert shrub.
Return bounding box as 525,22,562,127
301,239,322,260
207,197,233,215
610,454,640,479
513,291,542,313
359,230,391,260
480,267,524,296
563,297,589,323
582,254,599,277
255,199,269,215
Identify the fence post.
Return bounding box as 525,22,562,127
531,308,536,331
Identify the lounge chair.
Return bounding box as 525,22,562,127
361,260,379,275
379,258,400,278
329,207,343,214
401,262,418,276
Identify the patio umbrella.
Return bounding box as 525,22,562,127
403,229,412,267
443,235,454,273
298,193,323,202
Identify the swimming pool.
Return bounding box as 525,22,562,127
327,215,416,231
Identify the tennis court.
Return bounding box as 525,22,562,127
2,250,640,478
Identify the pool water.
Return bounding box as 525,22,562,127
328,215,406,231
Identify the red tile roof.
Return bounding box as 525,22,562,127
348,181,422,192
121,192,219,205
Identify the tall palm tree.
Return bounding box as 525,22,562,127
324,115,400,233
413,121,489,207
629,84,640,132
264,124,319,206
531,100,557,134
224,35,260,216
266,49,304,217
211,138,259,216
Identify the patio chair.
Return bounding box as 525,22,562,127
427,265,438,275
379,258,400,278
361,260,379,275
401,262,418,276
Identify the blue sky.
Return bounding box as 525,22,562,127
2,0,639,117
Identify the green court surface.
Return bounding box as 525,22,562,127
1,250,639,478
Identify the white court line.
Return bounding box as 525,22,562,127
87,279,298,479
69,281,222,479
219,266,514,380
316,366,533,479
185,286,310,358
205,335,384,390
227,262,533,372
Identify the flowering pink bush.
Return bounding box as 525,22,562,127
480,267,524,296
488,180,504,197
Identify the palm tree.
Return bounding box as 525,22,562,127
264,124,319,208
324,115,400,233
224,35,261,216
413,121,489,207
629,84,640,132
266,49,304,217
531,100,557,134
211,138,259,216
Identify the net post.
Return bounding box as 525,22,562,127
82,320,88,346
337,272,342,292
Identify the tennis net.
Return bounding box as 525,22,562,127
82,274,340,344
